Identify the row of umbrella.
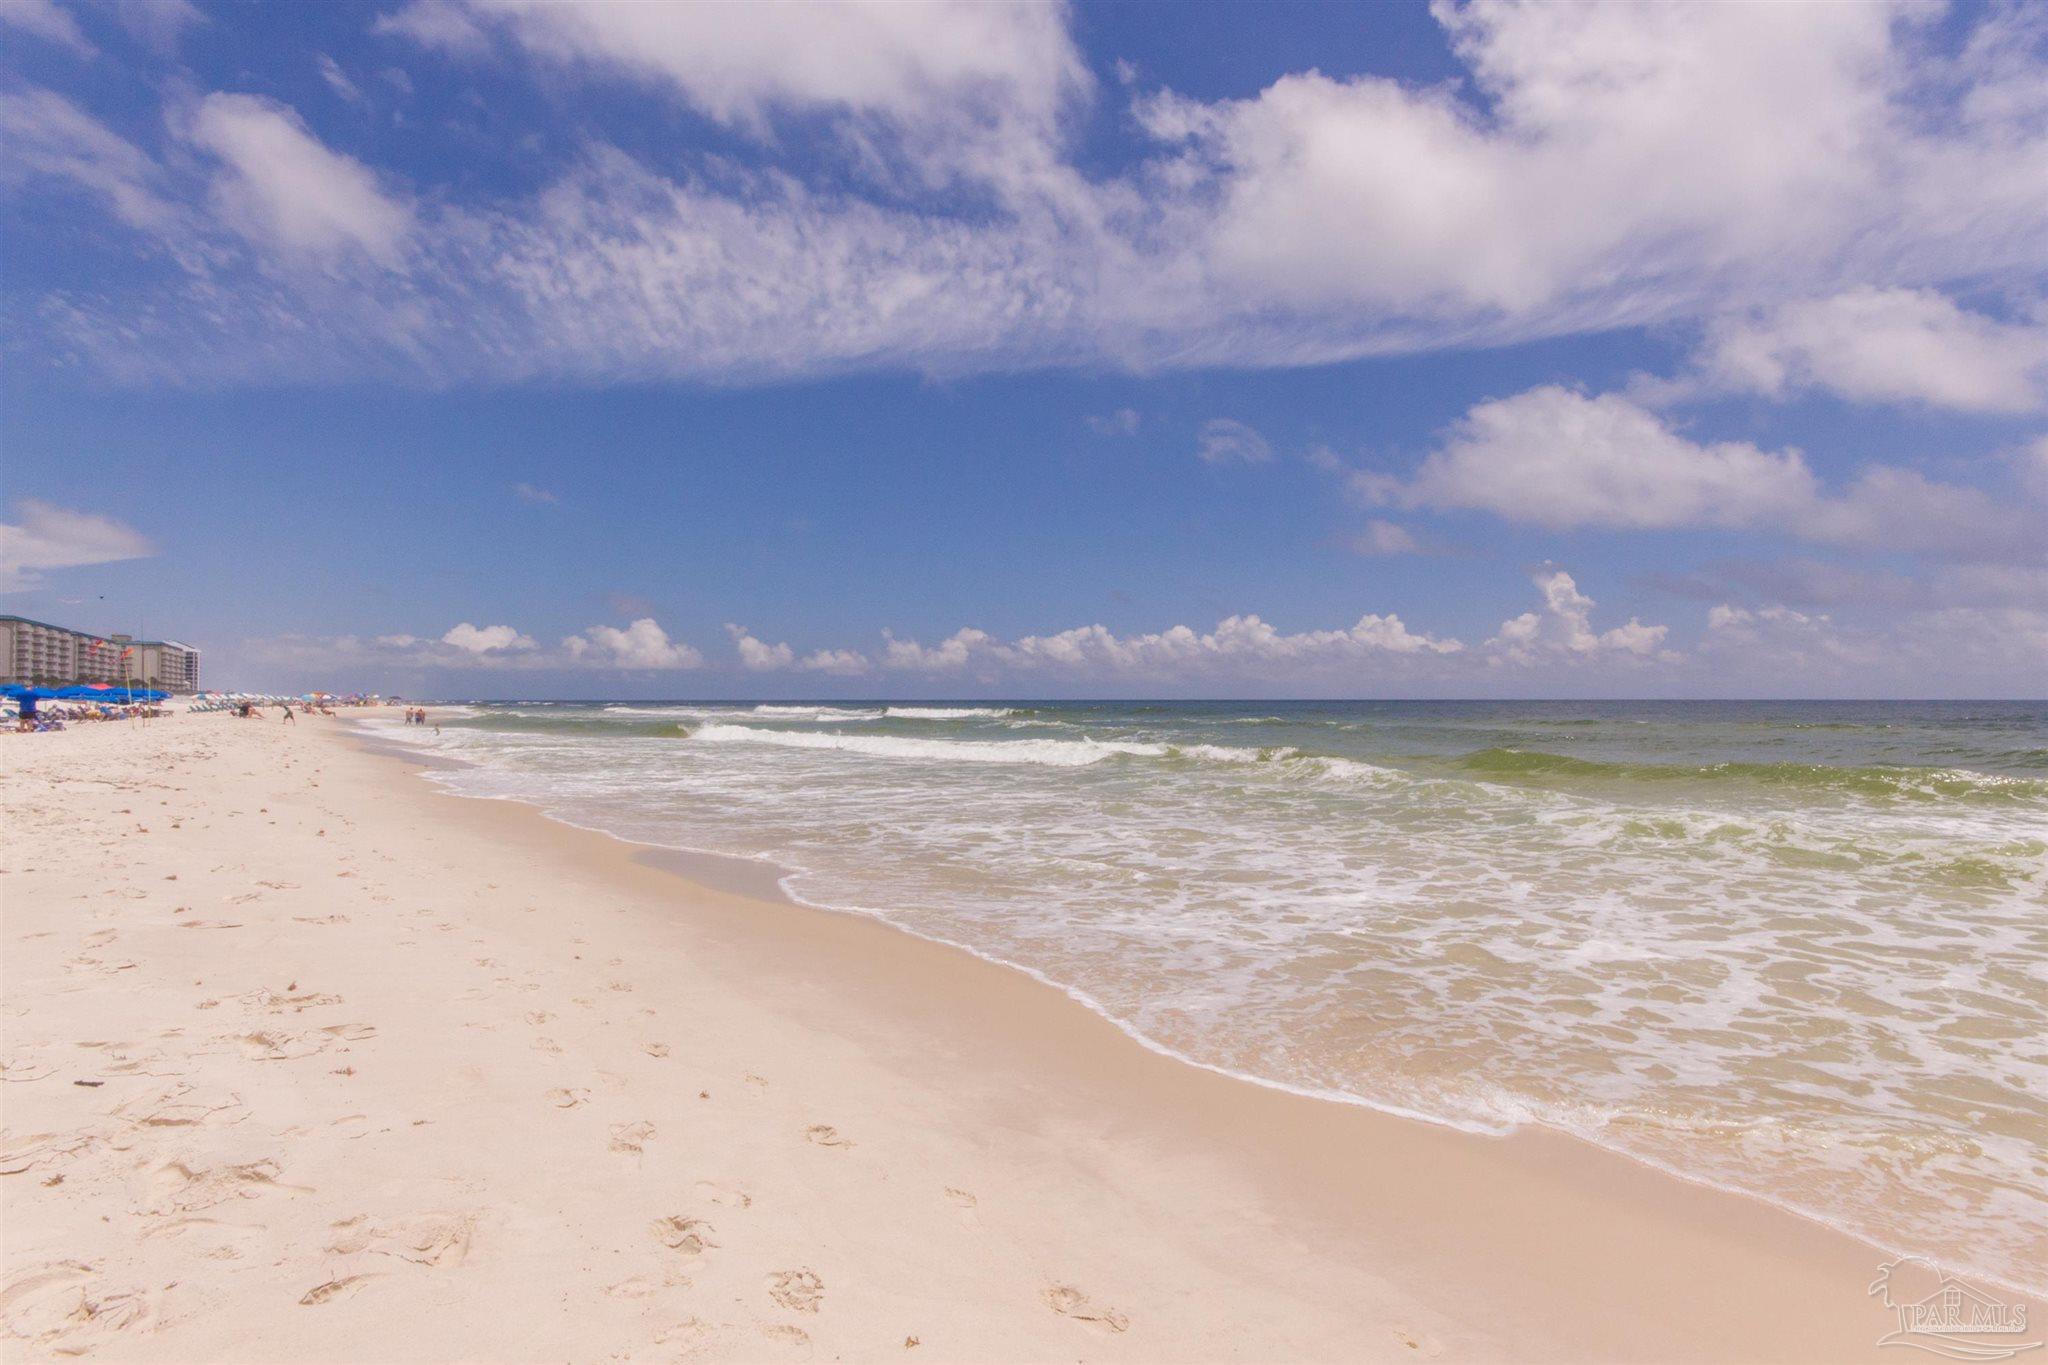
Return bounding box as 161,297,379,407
2,683,172,702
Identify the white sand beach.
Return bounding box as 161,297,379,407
0,712,1922,1360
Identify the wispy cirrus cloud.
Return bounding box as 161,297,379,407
6,2,2044,386
0,499,155,591
0,0,95,56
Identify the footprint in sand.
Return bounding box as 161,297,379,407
767,1269,824,1314
233,1024,374,1061
114,1081,246,1131
524,1011,554,1027
641,1042,670,1058
1042,1285,1129,1335
943,1187,978,1210
603,1274,681,1300
650,1215,717,1256
1391,1324,1445,1357
545,1087,589,1109
693,1180,752,1209
803,1124,854,1148
0,1261,154,1353
609,1120,656,1156
5,1126,105,1178
298,1274,378,1306
242,988,344,1013
137,1215,267,1260
326,1212,475,1266
532,1037,563,1055
140,1157,305,1215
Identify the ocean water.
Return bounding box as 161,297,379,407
384,700,2048,1291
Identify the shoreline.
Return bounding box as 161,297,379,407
1,713,1932,1359
339,718,1922,1349
372,718,2035,1299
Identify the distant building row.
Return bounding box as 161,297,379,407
0,615,201,693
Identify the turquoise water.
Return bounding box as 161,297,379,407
387,700,2048,1291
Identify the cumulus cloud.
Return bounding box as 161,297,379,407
725,623,795,671
797,647,871,676
563,617,703,669
0,499,155,591
439,621,536,654
1487,569,1670,664
724,624,872,674
878,608,1462,683
182,93,413,265
1196,418,1274,465
13,2,2047,384
1405,386,1818,530
1375,386,2044,561
510,482,559,505
1694,288,2048,412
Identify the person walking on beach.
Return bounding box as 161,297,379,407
281,703,295,724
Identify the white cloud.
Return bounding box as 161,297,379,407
0,0,94,55
798,647,870,676
317,54,366,106
0,89,190,242
1085,408,1140,436
1387,385,2043,561
725,623,795,672
1136,1,2046,339
1407,386,1818,530
564,617,703,669
440,621,536,654
371,0,490,57
510,482,558,505
723,623,871,674
1487,569,1669,664
1707,603,1819,633
0,499,155,590
444,0,1087,138
106,0,204,54
879,608,1462,682
1695,288,2048,413
18,3,2048,385
183,93,413,265
883,626,992,673
1349,520,1422,556
1196,418,1273,465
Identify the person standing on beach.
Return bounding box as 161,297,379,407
281,703,295,724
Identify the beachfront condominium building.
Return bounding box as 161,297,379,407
0,615,202,693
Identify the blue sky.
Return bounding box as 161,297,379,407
2,0,2044,697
